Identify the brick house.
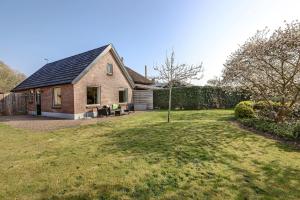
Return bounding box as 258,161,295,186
12,44,153,119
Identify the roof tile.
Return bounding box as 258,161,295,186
13,44,109,91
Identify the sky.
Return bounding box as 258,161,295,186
1,0,300,85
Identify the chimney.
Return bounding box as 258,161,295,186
121,57,124,63
145,65,148,78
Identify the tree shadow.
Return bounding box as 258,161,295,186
41,110,300,200
100,119,250,166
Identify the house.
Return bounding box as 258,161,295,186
12,44,153,119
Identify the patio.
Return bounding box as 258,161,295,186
0,112,140,132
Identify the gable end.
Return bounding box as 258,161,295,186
71,44,135,89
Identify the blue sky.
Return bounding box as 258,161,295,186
1,0,300,85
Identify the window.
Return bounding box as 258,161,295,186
28,90,34,103
36,90,41,105
119,88,128,103
87,87,100,105
53,87,61,107
107,63,113,75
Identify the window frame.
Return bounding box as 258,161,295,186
106,63,113,75
28,89,34,103
118,88,128,103
52,87,62,108
86,86,101,106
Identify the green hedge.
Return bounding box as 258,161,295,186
153,86,249,109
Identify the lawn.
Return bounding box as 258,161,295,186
0,110,299,200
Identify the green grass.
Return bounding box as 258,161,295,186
0,110,299,200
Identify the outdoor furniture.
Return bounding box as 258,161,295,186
115,110,121,116
111,104,121,116
97,106,110,117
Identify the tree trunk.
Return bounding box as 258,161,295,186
275,106,290,123
168,85,172,123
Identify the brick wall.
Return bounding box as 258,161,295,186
74,49,133,114
40,84,74,113
25,84,74,114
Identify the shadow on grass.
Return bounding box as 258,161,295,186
44,110,300,199
95,111,300,199
101,120,248,166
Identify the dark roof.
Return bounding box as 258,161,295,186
12,44,109,91
125,66,153,85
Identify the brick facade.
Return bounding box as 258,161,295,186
26,84,74,114
74,50,133,114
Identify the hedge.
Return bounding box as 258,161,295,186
153,86,249,110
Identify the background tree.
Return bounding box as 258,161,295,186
154,51,203,122
0,61,26,92
222,21,300,122
206,76,223,87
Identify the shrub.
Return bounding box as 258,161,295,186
292,123,300,139
237,100,300,140
253,101,271,110
253,100,282,109
234,101,255,118
240,100,254,107
238,118,295,139
253,101,283,121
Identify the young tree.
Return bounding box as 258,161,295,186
154,51,203,122
222,21,300,122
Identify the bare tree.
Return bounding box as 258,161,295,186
154,50,203,122
222,21,300,122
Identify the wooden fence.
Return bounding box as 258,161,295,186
133,90,153,110
0,92,27,115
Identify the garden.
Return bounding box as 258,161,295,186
0,110,300,199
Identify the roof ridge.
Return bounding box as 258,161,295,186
46,44,110,66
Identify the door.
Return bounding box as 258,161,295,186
36,91,41,115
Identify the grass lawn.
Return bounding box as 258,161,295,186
0,110,299,200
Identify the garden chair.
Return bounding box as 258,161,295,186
111,104,121,116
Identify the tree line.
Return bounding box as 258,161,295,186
0,61,26,93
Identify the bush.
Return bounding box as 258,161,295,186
237,100,300,140
253,101,271,110
238,118,295,139
253,101,283,121
234,101,255,118
153,86,250,110
240,100,254,107
253,100,282,110
292,123,300,139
